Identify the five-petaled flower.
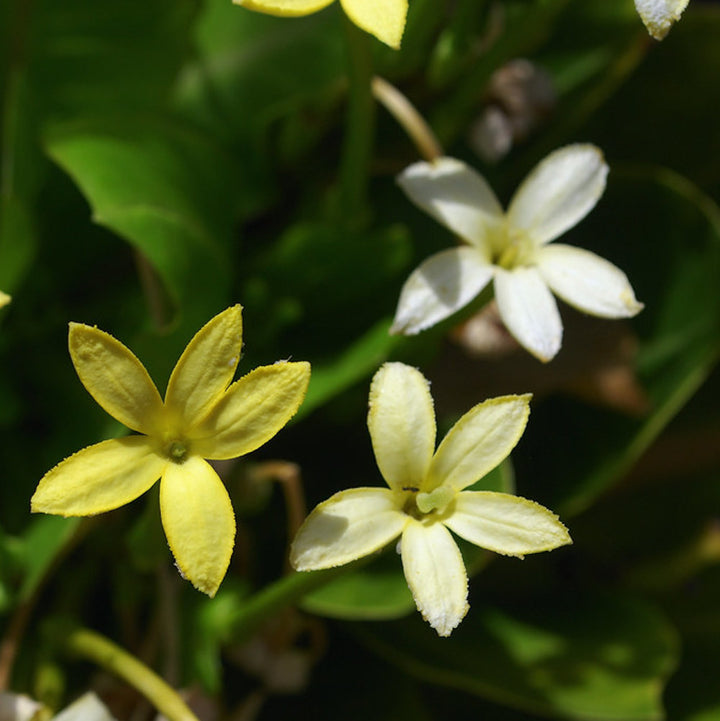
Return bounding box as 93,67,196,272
290,362,570,636
32,306,311,597
390,144,643,362
233,0,408,49
635,0,689,39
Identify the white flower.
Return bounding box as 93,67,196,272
635,0,689,40
391,145,643,362
290,362,571,637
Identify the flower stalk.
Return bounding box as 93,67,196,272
63,627,198,721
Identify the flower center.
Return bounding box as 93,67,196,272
165,439,189,464
401,485,455,519
491,225,536,270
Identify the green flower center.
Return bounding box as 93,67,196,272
489,225,536,270
166,439,189,464
402,485,455,519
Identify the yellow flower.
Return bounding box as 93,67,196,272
32,306,311,597
233,0,408,49
291,362,571,636
0,292,10,308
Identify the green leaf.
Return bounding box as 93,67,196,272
44,118,233,328
357,592,678,721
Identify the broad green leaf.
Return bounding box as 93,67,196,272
357,592,678,721
44,119,233,328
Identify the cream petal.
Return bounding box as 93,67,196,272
390,247,494,335
400,519,468,637
165,306,244,427
427,395,530,493
635,0,689,39
397,157,503,248
290,488,407,570
494,267,562,362
0,291,10,308
507,145,608,245
69,324,164,435
31,437,166,516
160,456,235,597
445,491,572,557
189,361,310,460
367,363,436,492
341,0,408,48
232,0,335,17
537,244,643,318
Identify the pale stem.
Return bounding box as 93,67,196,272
371,76,443,162
64,627,199,721
338,12,375,224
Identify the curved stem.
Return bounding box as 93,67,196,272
371,77,443,162
228,565,355,644
338,12,375,225
64,628,198,721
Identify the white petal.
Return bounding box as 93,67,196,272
635,0,689,39
390,247,494,335
401,519,468,636
290,488,407,570
427,395,530,493
445,491,572,557
398,157,503,248
494,267,562,362
537,244,643,318
367,363,435,492
508,145,608,245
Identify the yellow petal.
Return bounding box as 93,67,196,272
0,291,10,308
290,487,407,570
189,361,310,460
400,519,468,636
69,323,164,435
232,0,335,18
31,437,166,515
341,0,408,48
445,491,572,557
164,306,243,426
367,363,436,492
427,395,531,492
160,456,235,597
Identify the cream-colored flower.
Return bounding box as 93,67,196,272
32,306,311,597
233,0,408,49
0,292,10,308
291,362,570,636
635,0,689,39
391,145,643,362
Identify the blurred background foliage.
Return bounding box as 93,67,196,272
1,0,719,719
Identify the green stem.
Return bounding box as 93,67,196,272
338,12,375,225
64,628,198,721
228,567,353,644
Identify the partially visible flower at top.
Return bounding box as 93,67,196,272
0,292,10,308
32,306,311,597
232,0,408,49
635,0,689,39
291,362,570,637
391,144,643,362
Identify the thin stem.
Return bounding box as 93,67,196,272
338,12,375,225
64,628,198,721
228,565,355,644
371,77,443,162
